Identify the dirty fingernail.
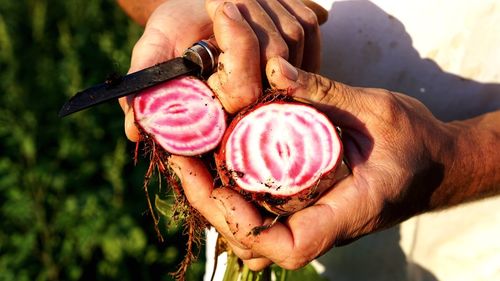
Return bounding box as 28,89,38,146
223,2,242,21
278,57,298,81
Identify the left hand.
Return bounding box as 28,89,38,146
118,0,322,141
118,0,323,270
118,0,213,141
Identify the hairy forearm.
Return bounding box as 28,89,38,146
117,0,167,26
432,110,500,209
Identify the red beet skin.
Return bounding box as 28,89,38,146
216,102,348,215
133,76,226,156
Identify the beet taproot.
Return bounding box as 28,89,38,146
215,101,348,215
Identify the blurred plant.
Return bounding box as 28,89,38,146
218,243,327,281
0,0,204,280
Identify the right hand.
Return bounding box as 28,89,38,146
118,0,323,141
175,55,468,270
156,1,500,271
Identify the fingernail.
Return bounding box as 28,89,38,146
278,57,298,81
223,2,242,21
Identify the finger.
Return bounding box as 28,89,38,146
210,186,265,240
255,0,304,66
241,175,377,270
227,239,263,260
243,257,273,271
131,0,213,72
124,109,140,141
168,156,231,238
266,56,365,126
222,178,364,270
168,155,258,250
206,0,289,62
206,2,262,113
120,0,213,140
216,194,320,269
208,189,291,264
278,0,321,72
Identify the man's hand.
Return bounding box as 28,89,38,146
118,0,212,141
174,55,500,270
118,0,322,140
119,0,500,271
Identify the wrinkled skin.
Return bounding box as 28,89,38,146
119,0,500,272
171,56,500,271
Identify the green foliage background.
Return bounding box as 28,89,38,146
0,1,204,280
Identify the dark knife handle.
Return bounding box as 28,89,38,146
183,38,219,78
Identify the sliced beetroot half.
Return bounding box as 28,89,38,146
216,102,348,215
133,76,226,156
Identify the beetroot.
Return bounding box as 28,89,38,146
133,76,226,156
132,78,348,279
216,101,347,215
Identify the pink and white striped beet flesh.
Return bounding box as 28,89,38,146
133,76,226,156
217,102,345,215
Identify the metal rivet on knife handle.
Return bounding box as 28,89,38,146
183,38,220,78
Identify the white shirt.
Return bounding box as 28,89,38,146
316,1,500,280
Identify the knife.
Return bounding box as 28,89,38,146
58,1,328,117
58,39,219,117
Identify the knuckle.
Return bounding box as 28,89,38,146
274,246,312,270
297,7,319,32
266,34,289,59
244,259,269,271
282,20,305,43
234,249,254,260
208,73,261,114
245,262,263,272
309,75,354,110
373,89,404,123
311,75,336,102
278,256,309,270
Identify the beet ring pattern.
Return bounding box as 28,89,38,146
224,103,341,197
134,76,226,156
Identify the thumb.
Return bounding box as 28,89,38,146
206,2,262,114
266,56,363,119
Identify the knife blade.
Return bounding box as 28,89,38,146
58,40,219,117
